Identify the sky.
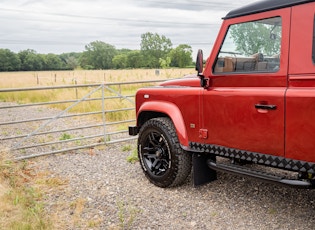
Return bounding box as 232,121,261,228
0,0,252,58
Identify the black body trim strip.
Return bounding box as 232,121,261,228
189,142,315,174
207,160,313,188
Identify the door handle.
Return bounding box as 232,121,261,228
255,104,277,110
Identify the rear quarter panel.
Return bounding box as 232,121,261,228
286,3,315,163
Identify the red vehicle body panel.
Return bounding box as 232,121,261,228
202,87,285,156
135,1,315,168
201,8,290,157
286,3,315,162
136,87,202,145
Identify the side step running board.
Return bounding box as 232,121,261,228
207,160,314,189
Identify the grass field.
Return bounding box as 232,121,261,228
0,68,195,123
0,68,194,88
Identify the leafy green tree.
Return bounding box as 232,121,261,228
112,54,128,69
112,50,146,69
126,50,144,68
81,41,117,69
18,49,44,71
112,48,134,69
59,52,81,70
140,32,172,68
117,48,132,55
169,44,193,67
44,53,63,70
0,49,21,71
64,56,78,70
230,21,281,56
159,57,171,69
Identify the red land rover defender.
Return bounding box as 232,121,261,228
129,0,315,188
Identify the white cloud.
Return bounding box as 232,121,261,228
0,0,252,56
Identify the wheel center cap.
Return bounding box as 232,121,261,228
156,149,163,157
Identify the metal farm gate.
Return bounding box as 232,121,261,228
0,80,163,160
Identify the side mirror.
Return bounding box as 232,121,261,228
195,49,208,88
195,49,204,76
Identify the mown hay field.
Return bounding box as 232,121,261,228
0,68,195,123
0,68,194,88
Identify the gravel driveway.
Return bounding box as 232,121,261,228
33,147,315,230
2,102,315,229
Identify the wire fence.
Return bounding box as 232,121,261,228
0,80,165,160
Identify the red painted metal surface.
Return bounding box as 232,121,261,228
285,3,315,162
202,87,285,156
135,1,315,163
136,87,202,145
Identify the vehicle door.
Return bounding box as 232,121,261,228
202,9,290,156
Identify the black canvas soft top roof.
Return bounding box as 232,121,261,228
224,0,315,19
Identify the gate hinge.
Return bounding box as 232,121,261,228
199,129,208,139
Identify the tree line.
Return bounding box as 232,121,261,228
0,32,193,72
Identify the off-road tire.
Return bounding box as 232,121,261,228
138,117,192,187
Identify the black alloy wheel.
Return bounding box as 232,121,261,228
138,117,192,188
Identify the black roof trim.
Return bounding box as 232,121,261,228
224,0,315,19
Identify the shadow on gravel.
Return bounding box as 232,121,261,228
177,172,315,228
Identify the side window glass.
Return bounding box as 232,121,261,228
214,17,282,73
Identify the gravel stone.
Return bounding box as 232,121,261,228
2,102,315,229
